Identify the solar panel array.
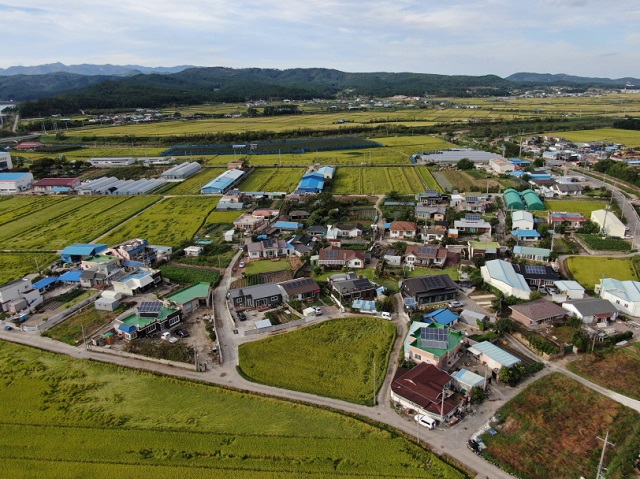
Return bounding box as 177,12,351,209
324,249,339,259
421,275,445,290
418,246,438,255
524,265,547,275
421,327,449,349
465,213,481,221
138,301,162,313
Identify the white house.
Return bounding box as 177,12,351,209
389,221,417,239
596,278,640,317
511,210,534,230
590,210,627,238
480,259,531,300
562,298,619,325
184,246,204,257
0,278,42,313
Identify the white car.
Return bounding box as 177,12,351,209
448,301,464,309
314,306,323,315
161,332,178,344
381,312,392,320
414,414,438,429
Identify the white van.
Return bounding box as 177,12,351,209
381,312,392,320
414,414,438,430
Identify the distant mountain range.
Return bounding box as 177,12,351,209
0,62,197,77
3,64,638,115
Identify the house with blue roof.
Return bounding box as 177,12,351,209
61,244,109,264
481,259,531,300
423,308,459,326
468,341,521,372
0,172,34,194
511,229,541,241
512,245,551,262
597,278,640,317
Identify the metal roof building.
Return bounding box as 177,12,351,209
61,244,109,263
481,259,531,300
503,189,524,210
468,341,521,369
201,169,245,194
521,189,545,211
296,172,325,193
161,161,201,180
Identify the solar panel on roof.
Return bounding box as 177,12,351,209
422,275,445,289
138,301,162,313
524,265,547,275
324,249,339,259
421,327,449,349
465,213,481,221
419,246,437,255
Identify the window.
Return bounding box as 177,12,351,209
168,316,180,327
270,296,279,301
414,354,422,360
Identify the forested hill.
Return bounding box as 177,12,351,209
507,72,640,86
0,72,119,101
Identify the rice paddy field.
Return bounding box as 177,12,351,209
99,196,220,247
543,199,608,217
237,167,306,192
0,341,464,479
238,317,396,405
545,127,640,146
331,166,427,194
0,253,58,284
566,256,638,291
0,196,160,250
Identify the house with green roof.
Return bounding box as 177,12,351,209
113,301,183,340
166,282,212,314
406,322,464,368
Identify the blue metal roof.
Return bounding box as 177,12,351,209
123,260,145,268
33,276,59,289
50,186,71,192
423,308,459,326
511,229,541,237
58,270,82,282
452,368,485,387
352,299,376,312
469,341,520,368
0,172,30,180
274,221,300,229
61,244,108,256
484,260,530,293
118,323,137,333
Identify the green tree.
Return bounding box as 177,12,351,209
457,158,474,170
470,386,487,403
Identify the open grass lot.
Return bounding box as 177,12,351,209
42,305,124,345
238,167,306,192
547,128,640,147
0,253,57,284
479,373,640,479
100,196,219,247
163,167,223,195
244,259,292,275
239,317,396,405
406,266,460,281
0,342,463,479
0,196,160,250
567,343,640,401
543,199,607,217
331,166,426,194
566,256,638,291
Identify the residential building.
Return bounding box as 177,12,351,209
401,274,458,306
0,152,12,171
551,183,583,196
511,210,534,230
415,205,446,221
562,298,619,325
201,169,245,194
513,264,560,287
278,277,321,302
184,246,204,257
422,228,446,242
89,157,136,167
391,363,459,422
148,245,172,261
405,245,448,267
271,221,300,233
0,172,34,194
247,239,294,259
288,234,315,256
423,308,459,326
306,225,328,237
32,177,80,193
509,299,566,326
553,280,585,300
95,290,123,311
453,215,492,235
511,229,541,241
489,158,515,174
0,278,42,313
160,161,201,180
416,190,443,205
108,238,156,263
468,241,501,260
329,223,363,238
233,213,266,232
405,322,464,368
596,278,640,317
166,282,213,314
112,269,161,296
329,274,378,302
433,220,449,230
450,192,488,213
79,255,123,287
467,341,521,373
512,246,551,262
318,246,365,269
481,259,531,300
288,210,310,221
389,221,418,239
228,283,283,311
548,211,587,229
591,209,627,238
114,301,183,340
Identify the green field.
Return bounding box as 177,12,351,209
238,317,396,405
566,256,638,290
577,234,632,251
244,259,292,275
42,305,123,345
479,373,639,479
0,196,160,250
331,166,426,194
238,167,306,192
547,128,640,147
0,253,58,284
163,167,223,195
100,197,220,247
544,199,607,217
0,341,464,479
416,166,443,192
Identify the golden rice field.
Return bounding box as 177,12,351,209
331,166,427,194
0,253,58,284
237,167,306,192
545,128,640,147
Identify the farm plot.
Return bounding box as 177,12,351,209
332,166,426,194
238,167,305,192
544,199,607,217
479,373,639,479
416,166,443,192
100,197,220,247
0,196,160,250
566,256,638,291
547,128,640,147
0,253,57,284
163,167,222,195
238,317,396,405
577,234,632,251
0,341,464,479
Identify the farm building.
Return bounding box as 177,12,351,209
512,246,551,262
166,282,212,314
161,161,201,180
0,278,42,313
481,259,531,300
32,178,80,193
467,341,521,373
75,176,166,195
562,298,619,325
391,363,459,422
489,158,515,174
112,269,161,296
417,148,506,164
521,190,545,211
551,183,583,196
509,298,566,326
0,172,34,194
400,274,458,306
95,290,123,311
511,210,534,230
317,166,335,179
591,209,627,238
228,283,283,311
509,158,531,168
61,243,109,263
141,157,177,166
89,157,136,167
596,278,640,317
216,198,244,210
33,276,59,293
553,280,585,300
423,308,459,326
503,189,525,210
0,152,12,171
404,322,464,368
296,172,325,193
452,369,485,394
459,309,487,325
201,169,245,194
114,301,183,341
184,246,204,257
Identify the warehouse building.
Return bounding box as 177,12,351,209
0,152,12,171
591,209,627,238
296,172,325,193
503,188,525,210
89,157,136,167
201,169,245,194
61,243,109,263
161,161,201,180
32,177,80,193
0,172,34,194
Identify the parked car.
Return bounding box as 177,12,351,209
314,306,323,315
448,300,464,309
381,311,392,320
414,414,438,430
3,325,12,331
238,261,246,268
237,311,247,321
174,328,189,338
160,332,178,343
537,285,548,294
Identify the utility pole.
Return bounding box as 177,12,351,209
81,324,88,350
372,359,376,406
596,431,615,479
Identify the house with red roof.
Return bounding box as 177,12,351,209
389,221,418,239
32,177,80,193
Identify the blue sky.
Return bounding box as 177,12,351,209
2,0,640,78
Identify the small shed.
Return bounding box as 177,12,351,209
452,368,486,393
460,309,488,324
255,319,272,329
95,291,123,311
383,255,402,266
224,229,237,242
184,246,204,257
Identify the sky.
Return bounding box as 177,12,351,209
2,0,640,78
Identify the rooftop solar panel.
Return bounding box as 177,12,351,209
324,249,339,259
418,246,437,255
138,301,162,313
422,275,445,290
524,265,547,275
465,214,481,221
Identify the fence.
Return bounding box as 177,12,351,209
37,293,101,332
244,315,320,336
